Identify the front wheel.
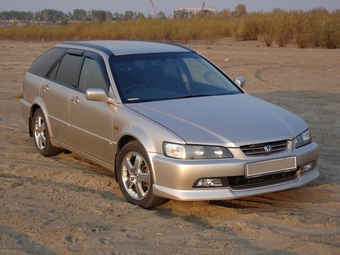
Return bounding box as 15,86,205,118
116,141,167,208
32,108,61,156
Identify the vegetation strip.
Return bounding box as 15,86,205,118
1,6,339,48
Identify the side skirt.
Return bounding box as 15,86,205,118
50,138,116,178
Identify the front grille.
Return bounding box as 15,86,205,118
241,140,289,156
227,169,299,189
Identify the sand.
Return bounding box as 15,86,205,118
0,39,339,255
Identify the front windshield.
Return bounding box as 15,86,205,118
110,52,242,103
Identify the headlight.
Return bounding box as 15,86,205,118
294,129,312,149
163,142,233,159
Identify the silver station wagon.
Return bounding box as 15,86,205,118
20,40,319,208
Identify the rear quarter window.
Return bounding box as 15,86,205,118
28,47,66,77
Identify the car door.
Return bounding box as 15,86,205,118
68,53,115,164
41,49,83,143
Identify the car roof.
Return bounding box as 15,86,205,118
58,40,195,56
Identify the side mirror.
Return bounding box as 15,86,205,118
234,77,245,88
86,88,115,105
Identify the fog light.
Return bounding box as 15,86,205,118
196,178,222,187
301,161,315,173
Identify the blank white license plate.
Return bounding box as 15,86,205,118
245,157,296,178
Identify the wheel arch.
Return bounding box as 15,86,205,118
29,104,41,137
114,131,157,181
113,122,183,181
114,135,136,180
29,101,54,139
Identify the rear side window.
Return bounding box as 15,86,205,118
79,57,108,94
54,54,83,87
28,47,66,77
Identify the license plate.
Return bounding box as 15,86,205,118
245,157,296,178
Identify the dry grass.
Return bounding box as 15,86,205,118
0,9,339,48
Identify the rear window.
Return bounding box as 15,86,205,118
28,47,66,77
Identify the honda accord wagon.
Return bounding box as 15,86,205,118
20,40,319,208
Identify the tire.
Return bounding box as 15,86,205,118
32,108,61,156
116,141,168,209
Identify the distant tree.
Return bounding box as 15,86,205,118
174,9,190,19
66,12,72,21
0,11,34,21
113,12,123,21
37,9,63,22
0,11,9,20
86,11,92,21
16,11,25,20
220,8,232,19
61,14,69,25
123,10,136,20
234,4,247,16
42,10,48,22
137,13,146,21
27,11,35,21
134,12,144,19
35,11,43,22
91,10,107,22
50,9,65,22
156,11,166,19
106,11,113,21
73,9,87,22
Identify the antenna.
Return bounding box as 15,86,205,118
202,1,205,10
148,0,157,16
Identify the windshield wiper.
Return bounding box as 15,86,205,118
175,94,210,99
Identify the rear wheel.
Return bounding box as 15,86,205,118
117,141,167,208
32,108,61,156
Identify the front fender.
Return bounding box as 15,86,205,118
119,124,172,154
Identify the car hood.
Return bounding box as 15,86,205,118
126,94,308,147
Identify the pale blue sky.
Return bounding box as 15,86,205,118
1,0,339,16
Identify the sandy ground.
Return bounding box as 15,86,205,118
0,39,339,255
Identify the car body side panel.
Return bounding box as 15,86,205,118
68,90,115,164
20,73,38,125
50,137,115,172
38,78,70,142
22,73,41,106
19,98,31,126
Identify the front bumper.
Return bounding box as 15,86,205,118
149,141,319,201
153,168,319,201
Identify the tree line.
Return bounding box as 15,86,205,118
0,5,247,23
0,9,147,23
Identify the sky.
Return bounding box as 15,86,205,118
1,0,339,16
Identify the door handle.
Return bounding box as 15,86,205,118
41,84,49,91
70,96,80,103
